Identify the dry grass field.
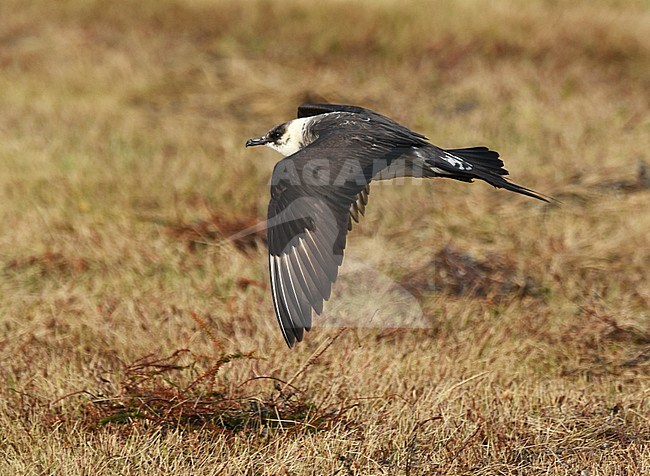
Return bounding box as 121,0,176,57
1,0,649,474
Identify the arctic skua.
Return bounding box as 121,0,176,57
246,103,548,347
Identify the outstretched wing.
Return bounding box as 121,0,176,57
297,103,375,118
267,190,348,347
266,129,420,347
297,103,429,143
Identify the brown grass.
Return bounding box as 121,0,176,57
0,0,649,474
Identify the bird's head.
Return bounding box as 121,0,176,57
246,118,311,157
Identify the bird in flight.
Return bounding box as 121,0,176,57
246,103,548,347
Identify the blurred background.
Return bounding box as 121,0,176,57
0,0,648,473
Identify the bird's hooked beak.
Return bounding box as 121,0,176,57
245,135,269,148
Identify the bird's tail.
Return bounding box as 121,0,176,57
443,147,550,202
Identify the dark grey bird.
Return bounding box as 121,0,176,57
246,103,548,347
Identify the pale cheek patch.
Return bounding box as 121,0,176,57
266,141,302,156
